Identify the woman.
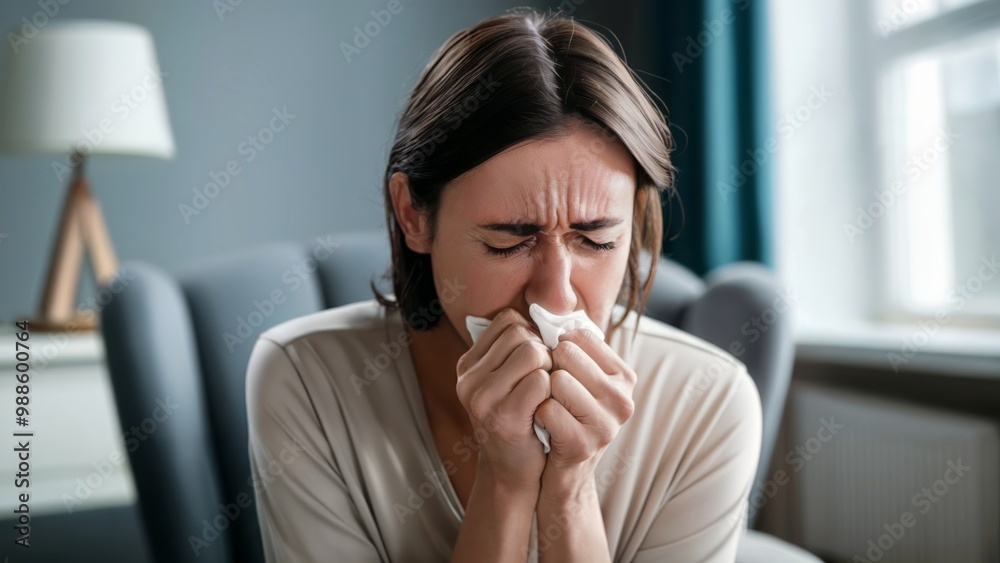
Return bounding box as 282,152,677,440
246,8,761,562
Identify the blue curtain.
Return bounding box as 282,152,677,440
647,0,774,275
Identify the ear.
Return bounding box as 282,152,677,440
388,171,433,254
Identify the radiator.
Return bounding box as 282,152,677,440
790,383,1000,562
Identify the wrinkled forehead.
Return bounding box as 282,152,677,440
443,128,637,224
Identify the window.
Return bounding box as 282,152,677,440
878,11,1000,321
770,0,1000,335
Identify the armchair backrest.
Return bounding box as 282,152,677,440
101,231,391,563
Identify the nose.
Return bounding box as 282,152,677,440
523,238,577,316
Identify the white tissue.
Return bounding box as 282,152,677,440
464,304,605,454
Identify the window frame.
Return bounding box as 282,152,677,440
855,0,1000,326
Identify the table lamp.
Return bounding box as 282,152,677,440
0,20,175,332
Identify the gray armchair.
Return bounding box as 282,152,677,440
99,229,817,562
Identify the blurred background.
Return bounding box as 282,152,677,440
0,0,998,561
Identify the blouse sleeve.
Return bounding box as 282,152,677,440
245,336,382,562
632,363,763,563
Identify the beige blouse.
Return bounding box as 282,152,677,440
245,298,762,562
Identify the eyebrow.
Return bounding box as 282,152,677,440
478,218,624,236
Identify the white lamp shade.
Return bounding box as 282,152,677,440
0,20,175,159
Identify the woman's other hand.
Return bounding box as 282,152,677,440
536,327,637,497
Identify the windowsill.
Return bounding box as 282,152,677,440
794,321,1000,379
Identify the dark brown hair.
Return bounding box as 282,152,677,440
372,8,676,340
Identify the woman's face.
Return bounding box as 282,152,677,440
394,119,636,347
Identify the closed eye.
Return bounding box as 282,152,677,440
484,237,617,258
484,241,530,258
582,239,617,252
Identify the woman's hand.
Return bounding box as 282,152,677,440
535,327,637,496
455,308,553,492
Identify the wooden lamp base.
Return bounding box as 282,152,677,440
15,151,119,333
23,313,98,333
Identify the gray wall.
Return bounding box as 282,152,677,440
0,0,542,323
